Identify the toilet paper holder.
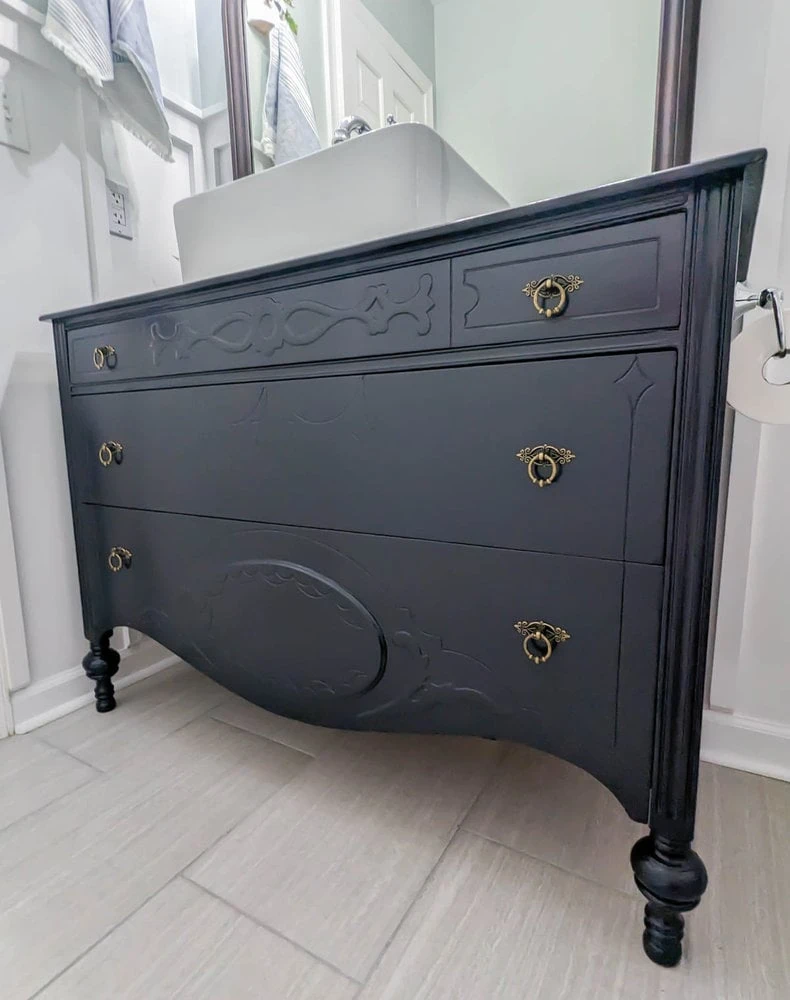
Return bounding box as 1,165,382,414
735,283,786,358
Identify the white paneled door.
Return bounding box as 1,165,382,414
327,0,434,129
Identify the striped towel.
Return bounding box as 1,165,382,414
261,18,321,165
42,0,172,161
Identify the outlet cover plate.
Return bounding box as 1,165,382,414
107,179,133,239
0,77,30,154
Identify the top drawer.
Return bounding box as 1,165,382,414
67,261,450,384
452,214,685,346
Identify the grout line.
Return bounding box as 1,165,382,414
33,735,107,774
358,827,462,991
180,875,362,985
0,771,99,837
202,714,316,764
178,752,315,881
34,706,221,776
204,711,320,759
0,768,113,838
28,733,106,774
357,746,509,991
460,827,642,903
27,730,317,996
29,870,187,999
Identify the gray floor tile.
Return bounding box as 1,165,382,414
211,694,338,756
189,731,502,982
362,765,790,1000
359,830,651,1000
0,716,309,1000
0,735,96,832
685,762,790,999
2,662,788,1000
39,878,357,1000
38,664,228,771
464,744,646,895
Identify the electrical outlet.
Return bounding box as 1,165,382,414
0,77,30,154
106,180,133,239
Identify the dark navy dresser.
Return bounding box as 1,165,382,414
46,150,766,968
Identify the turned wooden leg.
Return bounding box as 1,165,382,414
630,832,708,967
82,631,121,713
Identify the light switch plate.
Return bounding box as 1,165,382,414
106,179,133,239
0,77,30,154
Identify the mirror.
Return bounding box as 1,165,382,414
146,1,232,187
222,0,700,206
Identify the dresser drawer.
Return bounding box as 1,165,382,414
73,351,676,563
81,505,662,815
452,214,685,346
67,261,450,385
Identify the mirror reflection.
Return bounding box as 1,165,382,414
147,0,232,186
241,0,662,205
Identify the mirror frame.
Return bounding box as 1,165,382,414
222,0,701,183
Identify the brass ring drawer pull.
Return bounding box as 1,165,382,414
522,274,583,318
514,620,571,664
98,441,123,467
93,345,117,370
108,547,132,573
516,445,576,487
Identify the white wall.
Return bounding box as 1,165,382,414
433,0,661,206
0,0,205,733
361,0,435,81
139,0,202,109
695,0,790,780
195,0,227,110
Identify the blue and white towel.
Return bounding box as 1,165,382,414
261,18,321,165
42,0,172,161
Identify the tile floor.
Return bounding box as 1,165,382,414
1,663,788,999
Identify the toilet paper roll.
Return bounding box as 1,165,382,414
727,309,790,424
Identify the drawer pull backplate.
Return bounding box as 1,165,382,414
108,547,132,573
98,441,123,467
516,444,576,487
514,620,571,664
93,345,117,370
522,274,583,318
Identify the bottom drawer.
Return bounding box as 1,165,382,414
80,505,663,819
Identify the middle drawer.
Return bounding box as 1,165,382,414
71,351,676,562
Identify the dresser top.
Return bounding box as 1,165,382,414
44,148,765,326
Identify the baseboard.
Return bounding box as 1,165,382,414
11,641,180,734
701,708,790,783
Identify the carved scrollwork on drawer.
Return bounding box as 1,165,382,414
197,559,387,700
149,274,436,364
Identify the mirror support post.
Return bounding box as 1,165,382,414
222,0,255,179
653,0,702,171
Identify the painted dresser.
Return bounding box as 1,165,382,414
46,150,766,968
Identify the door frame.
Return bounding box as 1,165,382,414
321,0,435,133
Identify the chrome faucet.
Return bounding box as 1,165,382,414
332,115,373,144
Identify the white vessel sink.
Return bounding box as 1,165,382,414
174,123,508,283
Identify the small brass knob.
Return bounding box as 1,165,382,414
108,547,132,573
93,345,117,370
514,620,571,664
98,441,123,467
516,445,576,487
522,274,583,319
